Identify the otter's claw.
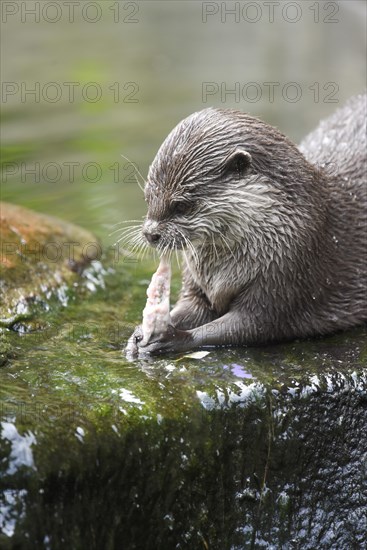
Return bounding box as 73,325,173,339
126,324,192,357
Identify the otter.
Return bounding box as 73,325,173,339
126,93,367,356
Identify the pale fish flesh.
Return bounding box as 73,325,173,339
141,255,171,345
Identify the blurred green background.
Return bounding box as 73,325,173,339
1,0,366,245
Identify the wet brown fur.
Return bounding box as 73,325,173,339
132,94,367,352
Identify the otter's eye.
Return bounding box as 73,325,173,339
172,201,189,216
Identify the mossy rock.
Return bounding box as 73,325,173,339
0,268,366,549
0,205,366,548
0,201,103,329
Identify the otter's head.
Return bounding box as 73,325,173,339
142,108,321,258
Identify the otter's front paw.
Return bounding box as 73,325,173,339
126,325,193,357
140,325,193,355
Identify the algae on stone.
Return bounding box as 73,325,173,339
0,270,366,549
0,202,103,327
1,205,366,548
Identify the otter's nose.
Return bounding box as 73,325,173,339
143,219,161,246
143,230,161,245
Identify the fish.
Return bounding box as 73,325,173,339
141,255,171,345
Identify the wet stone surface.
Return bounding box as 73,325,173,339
0,202,366,549
0,241,366,549
0,201,105,367
0,202,103,325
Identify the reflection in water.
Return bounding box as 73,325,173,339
224,363,254,379
1,422,37,475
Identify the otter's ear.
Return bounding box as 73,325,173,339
223,148,252,180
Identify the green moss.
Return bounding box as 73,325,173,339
1,205,366,548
